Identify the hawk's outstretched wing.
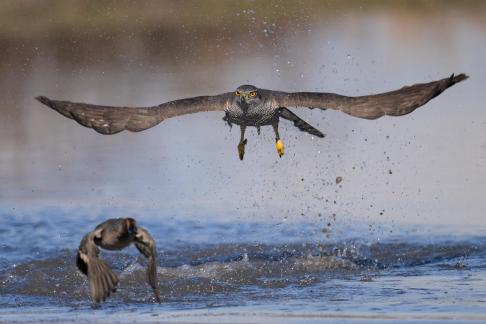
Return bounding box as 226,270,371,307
36,93,232,135
276,74,468,120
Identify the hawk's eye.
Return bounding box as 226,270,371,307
249,91,257,97
235,91,241,96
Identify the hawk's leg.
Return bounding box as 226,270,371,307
237,125,247,161
272,121,284,158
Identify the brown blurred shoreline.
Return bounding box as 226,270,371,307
1,1,485,41
1,1,485,72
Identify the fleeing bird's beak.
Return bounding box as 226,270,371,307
124,218,137,235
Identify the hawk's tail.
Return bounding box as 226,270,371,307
278,107,325,138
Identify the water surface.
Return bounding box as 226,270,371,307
1,211,486,322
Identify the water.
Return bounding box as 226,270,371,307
1,1,486,322
1,210,486,322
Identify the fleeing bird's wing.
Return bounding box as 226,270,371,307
275,74,468,120
36,92,233,135
134,227,160,303
76,230,119,304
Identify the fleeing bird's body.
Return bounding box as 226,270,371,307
36,74,468,160
92,219,136,250
76,218,160,304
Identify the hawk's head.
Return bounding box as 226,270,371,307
234,85,261,109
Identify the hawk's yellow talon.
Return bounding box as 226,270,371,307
276,139,284,158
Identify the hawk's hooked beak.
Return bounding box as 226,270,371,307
237,96,249,111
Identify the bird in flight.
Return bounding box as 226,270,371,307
76,217,160,304
37,73,467,160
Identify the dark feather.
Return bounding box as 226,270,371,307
87,258,118,303
277,74,468,119
77,230,119,304
36,93,232,135
76,252,88,276
134,227,161,303
278,107,325,137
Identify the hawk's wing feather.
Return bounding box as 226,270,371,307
276,74,468,120
36,93,232,135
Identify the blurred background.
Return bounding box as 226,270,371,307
0,0,484,228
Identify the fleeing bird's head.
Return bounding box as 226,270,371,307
124,217,137,235
235,85,261,110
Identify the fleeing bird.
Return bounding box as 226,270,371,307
36,73,467,160
76,217,160,304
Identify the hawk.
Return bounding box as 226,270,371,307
36,73,468,160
